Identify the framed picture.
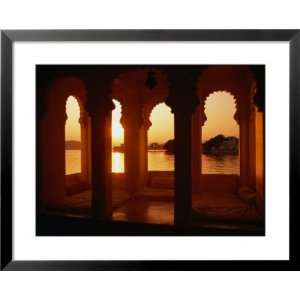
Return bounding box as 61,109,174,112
1,30,299,270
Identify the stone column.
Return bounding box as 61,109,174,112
192,106,201,193
252,69,265,214
254,108,264,212
248,102,257,189
39,91,66,210
191,102,206,193
86,79,114,221
238,95,251,187
121,108,144,195
140,118,152,186
79,113,91,185
167,71,199,226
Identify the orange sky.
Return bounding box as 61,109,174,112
65,92,239,144
65,96,81,141
202,91,239,142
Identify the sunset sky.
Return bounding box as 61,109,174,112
202,91,239,141
65,92,239,144
65,96,81,141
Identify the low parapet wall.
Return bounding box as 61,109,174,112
111,171,239,193
66,173,90,195
199,174,239,193
66,172,239,194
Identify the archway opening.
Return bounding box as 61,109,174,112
202,91,240,175
148,102,174,171
111,99,124,173
65,95,81,175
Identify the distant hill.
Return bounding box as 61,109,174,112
164,139,175,154
203,135,239,155
163,135,239,155
148,143,164,150
65,140,81,150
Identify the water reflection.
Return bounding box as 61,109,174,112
65,150,240,175
65,150,81,175
147,150,174,171
202,154,239,174
111,152,124,173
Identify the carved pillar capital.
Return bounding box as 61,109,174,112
79,115,88,128
250,65,265,112
120,107,143,130
143,118,152,130
166,70,200,115
86,93,114,119
233,93,251,126
198,102,207,127
234,110,241,126
83,72,115,119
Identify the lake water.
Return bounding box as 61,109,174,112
66,150,239,175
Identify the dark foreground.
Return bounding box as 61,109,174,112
37,214,264,236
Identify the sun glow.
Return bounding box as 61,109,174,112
149,102,174,144
112,99,124,146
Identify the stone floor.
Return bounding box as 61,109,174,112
192,192,261,224
50,187,262,229
49,188,130,217
113,198,174,225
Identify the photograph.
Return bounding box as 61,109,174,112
0,0,299,293
36,64,265,236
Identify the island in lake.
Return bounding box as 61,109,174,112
202,135,239,155
163,134,239,155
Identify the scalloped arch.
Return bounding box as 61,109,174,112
197,65,255,102
111,69,169,112
45,77,87,116
202,90,239,126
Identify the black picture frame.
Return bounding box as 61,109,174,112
1,29,299,271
